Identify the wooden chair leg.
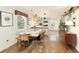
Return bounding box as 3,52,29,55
17,39,19,45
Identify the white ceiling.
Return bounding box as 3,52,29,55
0,6,71,18
17,6,71,18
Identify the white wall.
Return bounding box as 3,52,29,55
48,17,60,30
0,6,28,52
0,7,17,51
75,9,79,51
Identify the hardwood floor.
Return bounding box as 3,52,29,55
1,35,78,53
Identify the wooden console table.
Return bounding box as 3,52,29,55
65,33,77,47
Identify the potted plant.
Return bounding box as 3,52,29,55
59,21,66,31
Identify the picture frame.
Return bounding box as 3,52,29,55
0,11,13,27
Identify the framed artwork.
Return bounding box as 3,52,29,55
0,11,13,27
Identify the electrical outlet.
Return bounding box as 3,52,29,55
6,40,9,42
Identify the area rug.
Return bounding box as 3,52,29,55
21,39,46,53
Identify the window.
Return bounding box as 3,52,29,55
17,15,27,31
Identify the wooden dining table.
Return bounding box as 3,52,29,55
16,29,43,46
